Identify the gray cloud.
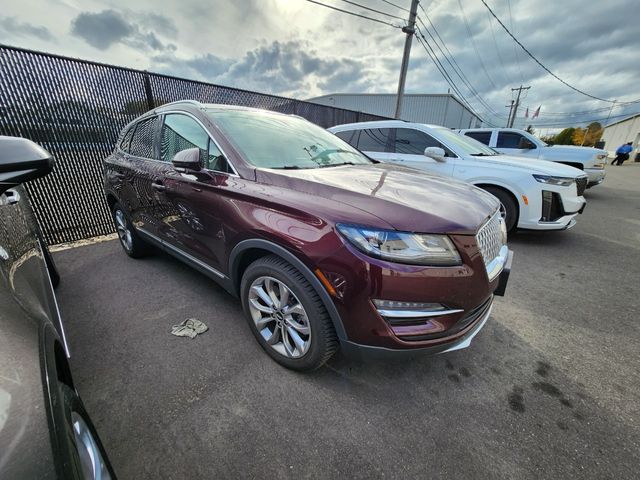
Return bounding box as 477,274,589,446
0,16,53,42
70,10,132,50
151,40,373,97
70,9,175,52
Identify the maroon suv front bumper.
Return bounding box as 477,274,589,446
315,235,512,355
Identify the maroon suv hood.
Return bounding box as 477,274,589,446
256,163,498,234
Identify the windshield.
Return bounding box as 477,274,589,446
205,108,373,169
432,128,500,156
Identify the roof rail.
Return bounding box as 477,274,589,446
156,99,202,109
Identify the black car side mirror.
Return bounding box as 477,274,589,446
172,148,202,172
0,136,54,195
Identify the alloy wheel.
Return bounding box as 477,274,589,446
248,276,311,358
114,209,132,252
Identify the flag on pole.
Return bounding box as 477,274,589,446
532,106,541,119
524,107,529,118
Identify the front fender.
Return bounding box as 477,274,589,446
229,239,348,342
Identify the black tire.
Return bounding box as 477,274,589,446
482,186,518,232
111,202,152,258
240,255,338,371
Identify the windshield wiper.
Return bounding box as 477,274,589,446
272,165,305,170
470,153,495,156
318,161,358,168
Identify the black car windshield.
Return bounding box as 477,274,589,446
205,108,372,169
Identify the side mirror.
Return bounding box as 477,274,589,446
0,136,54,195
172,148,202,172
518,138,536,149
424,146,446,162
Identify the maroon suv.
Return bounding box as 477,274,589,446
103,100,512,370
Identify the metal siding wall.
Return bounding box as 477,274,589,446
602,116,640,154
310,94,477,128
0,45,389,245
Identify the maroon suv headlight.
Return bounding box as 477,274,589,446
336,224,462,266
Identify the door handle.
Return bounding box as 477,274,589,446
151,181,167,192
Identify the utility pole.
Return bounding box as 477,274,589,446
505,100,515,128
508,85,530,128
394,0,420,119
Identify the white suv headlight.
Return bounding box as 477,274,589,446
532,174,574,187
337,224,461,266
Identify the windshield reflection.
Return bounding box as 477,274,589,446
205,109,373,170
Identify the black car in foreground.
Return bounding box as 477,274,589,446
0,136,114,479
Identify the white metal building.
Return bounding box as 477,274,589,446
601,113,640,157
307,93,482,129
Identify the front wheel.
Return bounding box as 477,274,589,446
481,187,518,232
240,255,338,371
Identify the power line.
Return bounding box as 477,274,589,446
303,0,402,27
506,0,525,83
457,0,501,91
415,12,507,121
480,0,640,105
376,0,410,13
335,0,405,21
413,31,497,126
528,110,639,127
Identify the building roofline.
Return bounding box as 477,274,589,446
307,93,480,120
605,112,640,128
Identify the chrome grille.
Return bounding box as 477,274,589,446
576,176,588,196
476,210,503,266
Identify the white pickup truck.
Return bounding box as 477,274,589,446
459,128,607,188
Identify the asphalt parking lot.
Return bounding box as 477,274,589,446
55,163,639,479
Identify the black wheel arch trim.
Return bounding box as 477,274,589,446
229,239,348,342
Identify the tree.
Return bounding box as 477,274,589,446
552,128,576,145
525,125,535,134
571,122,603,146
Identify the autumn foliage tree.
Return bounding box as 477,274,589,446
571,122,603,147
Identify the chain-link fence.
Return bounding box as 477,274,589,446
0,45,388,245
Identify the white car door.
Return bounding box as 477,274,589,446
377,127,455,177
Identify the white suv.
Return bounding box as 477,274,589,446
459,127,607,187
329,121,588,232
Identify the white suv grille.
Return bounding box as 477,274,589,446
476,210,504,267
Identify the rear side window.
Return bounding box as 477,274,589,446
465,131,491,145
357,128,393,152
119,126,134,153
334,130,359,148
129,116,158,158
496,132,525,148
161,113,232,173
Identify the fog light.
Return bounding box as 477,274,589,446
373,300,463,322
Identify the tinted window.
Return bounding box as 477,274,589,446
162,114,232,172
334,130,359,148
119,126,134,153
392,128,455,157
393,128,441,154
129,116,158,158
496,132,525,148
465,131,491,145
357,128,392,152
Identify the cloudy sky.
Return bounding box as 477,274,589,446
1,0,638,131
